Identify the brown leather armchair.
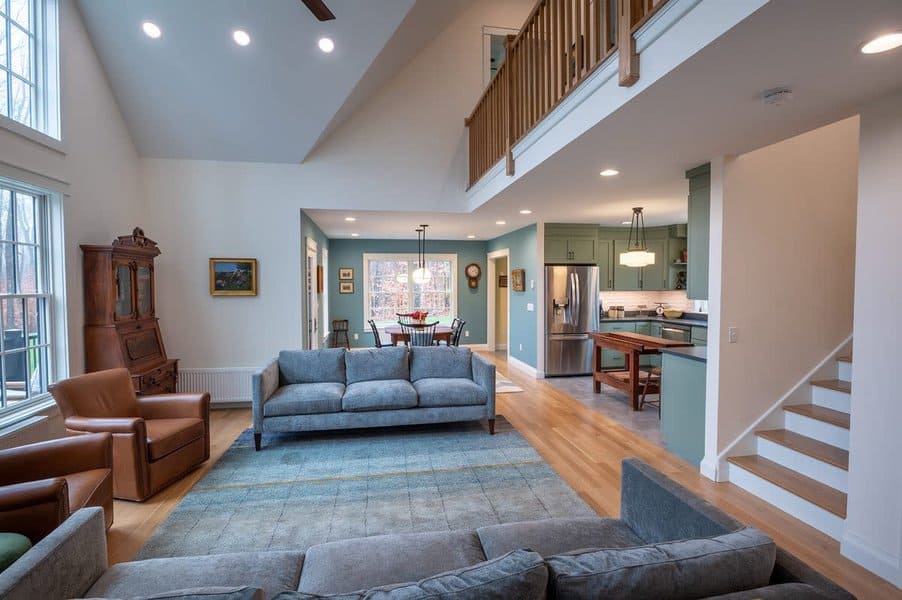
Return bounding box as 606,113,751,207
50,368,211,502
0,432,113,542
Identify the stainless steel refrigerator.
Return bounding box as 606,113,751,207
545,265,599,376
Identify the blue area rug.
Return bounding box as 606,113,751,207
136,420,595,558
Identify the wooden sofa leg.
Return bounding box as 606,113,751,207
254,433,262,451
488,419,496,435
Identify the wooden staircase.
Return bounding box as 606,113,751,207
727,354,852,540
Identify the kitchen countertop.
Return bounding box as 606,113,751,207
598,314,709,328
660,346,708,363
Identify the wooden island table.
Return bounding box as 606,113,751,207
591,331,694,410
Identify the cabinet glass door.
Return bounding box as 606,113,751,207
136,264,153,317
115,264,134,319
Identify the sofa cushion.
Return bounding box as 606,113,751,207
279,349,346,385
409,346,471,382
263,383,345,417
703,583,832,599
477,517,644,559
146,418,205,461
345,347,409,385
341,380,417,412
413,379,487,408
546,526,776,600
282,549,546,600
84,586,265,600
298,529,486,595
86,551,304,600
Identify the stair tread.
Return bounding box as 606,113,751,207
811,379,851,393
756,429,849,470
837,354,852,363
728,455,847,518
784,404,850,429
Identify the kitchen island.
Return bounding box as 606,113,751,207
660,346,707,465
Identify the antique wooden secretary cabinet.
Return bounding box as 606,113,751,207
81,228,178,394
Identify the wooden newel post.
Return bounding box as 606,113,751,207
618,0,639,86
505,34,516,177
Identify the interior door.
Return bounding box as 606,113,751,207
306,246,318,350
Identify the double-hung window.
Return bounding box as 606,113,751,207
0,182,53,412
1,0,60,138
363,254,457,327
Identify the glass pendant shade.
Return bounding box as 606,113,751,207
618,207,655,268
619,250,655,267
411,267,432,284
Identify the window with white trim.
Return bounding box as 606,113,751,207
1,0,60,138
363,254,457,327
0,181,53,412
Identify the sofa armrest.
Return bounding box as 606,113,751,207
0,507,108,600
0,479,69,543
252,358,280,433
771,547,855,599
138,393,211,421
0,433,112,486
64,416,146,436
620,458,740,543
472,354,496,418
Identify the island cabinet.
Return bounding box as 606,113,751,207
598,321,635,369
686,164,711,300
661,349,707,465
81,228,178,395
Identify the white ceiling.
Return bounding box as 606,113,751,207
76,0,466,163
310,0,902,240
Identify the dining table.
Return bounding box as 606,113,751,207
591,331,694,410
384,324,454,346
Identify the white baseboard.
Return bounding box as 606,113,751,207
179,368,254,404
508,356,537,377
842,532,902,588
463,343,490,351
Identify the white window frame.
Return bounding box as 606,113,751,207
0,0,61,141
362,253,458,328
0,174,66,423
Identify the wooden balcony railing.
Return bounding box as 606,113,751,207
465,0,670,188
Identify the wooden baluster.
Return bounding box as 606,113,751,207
505,44,514,175
538,5,545,117
618,0,639,85
584,0,591,72
575,0,582,79
565,0,572,91
545,2,552,112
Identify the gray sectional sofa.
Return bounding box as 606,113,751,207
0,459,854,600
252,346,495,450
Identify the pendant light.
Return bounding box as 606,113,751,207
412,224,432,284
619,207,655,268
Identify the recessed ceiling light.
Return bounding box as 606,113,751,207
600,169,619,177
142,21,161,39
467,234,476,239
495,220,506,225
233,30,251,46
861,31,902,54
344,217,356,222
519,209,532,215
350,233,360,237
318,37,335,53
621,221,632,225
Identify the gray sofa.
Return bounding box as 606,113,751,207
252,346,496,450
0,459,854,600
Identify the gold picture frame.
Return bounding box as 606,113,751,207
210,258,257,296
339,281,354,294
511,268,525,292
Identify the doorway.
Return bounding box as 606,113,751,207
487,249,510,356
305,239,319,350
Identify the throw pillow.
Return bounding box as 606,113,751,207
546,526,776,600
81,586,264,600
277,549,547,600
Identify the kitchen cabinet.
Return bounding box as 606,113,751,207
686,164,710,300
691,326,707,346
598,322,635,369
545,224,598,263
612,239,668,291
597,240,612,290
661,351,706,465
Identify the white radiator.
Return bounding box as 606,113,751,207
177,368,255,405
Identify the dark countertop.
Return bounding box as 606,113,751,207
598,314,709,328
661,346,708,363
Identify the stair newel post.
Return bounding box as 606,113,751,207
617,0,639,85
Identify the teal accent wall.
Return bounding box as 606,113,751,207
300,210,330,348
327,239,489,348
487,224,538,368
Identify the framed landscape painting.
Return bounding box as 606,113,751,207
210,258,258,296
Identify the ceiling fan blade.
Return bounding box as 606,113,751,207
301,0,336,21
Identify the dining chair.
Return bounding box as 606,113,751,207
367,319,384,348
638,367,662,417
398,321,438,346
451,319,466,346
331,319,350,349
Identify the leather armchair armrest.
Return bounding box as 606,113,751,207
0,478,69,541
0,478,68,512
0,433,112,486
65,415,146,436
138,392,211,420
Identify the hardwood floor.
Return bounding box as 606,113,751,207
106,354,901,598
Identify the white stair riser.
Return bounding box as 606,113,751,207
784,412,849,451
837,361,852,382
756,437,848,493
811,386,851,414
728,463,845,540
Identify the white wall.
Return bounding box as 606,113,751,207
704,118,858,466
842,88,902,587
139,0,533,369
0,1,142,445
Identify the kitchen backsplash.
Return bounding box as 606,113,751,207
600,290,698,313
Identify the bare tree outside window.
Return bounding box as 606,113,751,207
1,0,38,128
366,257,456,327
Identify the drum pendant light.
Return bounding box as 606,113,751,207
619,208,656,268
412,224,432,284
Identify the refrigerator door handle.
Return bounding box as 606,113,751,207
574,272,581,325
549,334,590,341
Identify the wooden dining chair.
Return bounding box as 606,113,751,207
398,321,438,346
638,366,662,417
331,319,350,349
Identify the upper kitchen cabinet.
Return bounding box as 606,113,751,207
597,239,612,290
545,224,598,263
686,164,711,300
613,239,668,291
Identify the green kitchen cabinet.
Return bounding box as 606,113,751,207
612,240,642,290
545,237,570,262
613,239,668,291
597,240,612,290
661,352,707,465
598,322,635,369
545,237,596,263
691,326,707,346
686,164,710,300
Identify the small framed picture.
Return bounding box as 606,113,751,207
511,268,525,292
316,265,324,294
338,267,354,280
210,258,257,296
499,275,508,288
339,281,354,294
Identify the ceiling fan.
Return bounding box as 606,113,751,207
300,0,336,21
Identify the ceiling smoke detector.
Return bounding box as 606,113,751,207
762,88,794,106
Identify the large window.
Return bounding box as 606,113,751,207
363,254,457,327
0,182,52,411
1,0,59,137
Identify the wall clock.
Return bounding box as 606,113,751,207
465,263,481,289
